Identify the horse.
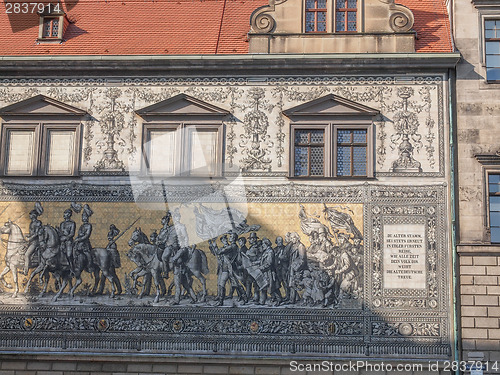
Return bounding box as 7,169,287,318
0,220,30,297
24,224,73,301
126,243,166,303
129,227,209,302
70,244,122,299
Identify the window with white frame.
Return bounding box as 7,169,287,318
1,123,80,176
143,123,223,177
485,19,500,81
488,172,500,242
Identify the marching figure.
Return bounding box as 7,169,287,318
23,202,43,275
59,207,76,273
73,204,94,272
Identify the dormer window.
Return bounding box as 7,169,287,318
305,0,327,33
335,0,357,32
42,17,60,38
38,6,66,42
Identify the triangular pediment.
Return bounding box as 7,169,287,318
136,94,230,117
0,95,87,116
283,94,379,118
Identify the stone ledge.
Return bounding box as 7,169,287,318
458,244,500,254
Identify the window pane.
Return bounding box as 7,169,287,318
489,183,500,193
306,0,315,8
295,130,310,144
347,0,356,8
336,12,345,31
337,129,351,143
317,0,326,8
353,146,366,175
491,227,500,243
318,11,326,22
148,130,175,175
46,130,75,175
318,21,327,32
337,146,351,176
487,67,500,81
310,130,324,143
486,54,500,68
347,12,356,31
486,29,496,39
490,174,500,183
310,147,324,176
336,0,345,8
490,196,500,211
486,41,500,54
51,19,59,37
294,147,309,176
486,20,496,30
353,129,366,143
188,129,217,176
6,131,35,175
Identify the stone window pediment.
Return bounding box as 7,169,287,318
284,94,378,178
136,94,228,177
0,95,86,177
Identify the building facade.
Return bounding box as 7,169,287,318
0,0,459,373
453,0,500,370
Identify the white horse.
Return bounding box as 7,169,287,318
0,220,29,297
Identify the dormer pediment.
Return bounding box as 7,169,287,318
283,94,379,118
0,95,87,117
136,94,230,118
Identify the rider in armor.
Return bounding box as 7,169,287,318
23,202,43,275
59,208,76,273
73,204,94,272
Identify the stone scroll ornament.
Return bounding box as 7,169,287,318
249,0,289,33
381,0,415,32
390,87,422,172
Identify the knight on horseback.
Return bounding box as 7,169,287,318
23,202,43,275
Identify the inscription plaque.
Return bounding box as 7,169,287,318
383,224,426,289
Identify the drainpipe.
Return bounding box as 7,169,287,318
449,66,460,375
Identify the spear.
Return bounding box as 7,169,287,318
0,204,10,218
107,216,141,247
10,211,27,223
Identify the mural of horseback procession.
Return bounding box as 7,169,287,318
0,200,363,308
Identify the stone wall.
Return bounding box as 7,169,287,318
453,0,500,367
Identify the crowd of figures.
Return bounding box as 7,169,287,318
0,201,363,308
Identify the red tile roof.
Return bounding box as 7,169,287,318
0,0,452,55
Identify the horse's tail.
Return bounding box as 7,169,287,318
199,249,209,274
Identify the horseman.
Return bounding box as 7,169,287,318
23,202,43,275
73,204,94,272
59,208,76,273
156,210,179,277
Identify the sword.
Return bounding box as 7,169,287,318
107,217,141,247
